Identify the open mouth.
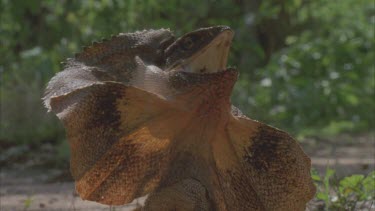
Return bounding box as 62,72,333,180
170,30,234,74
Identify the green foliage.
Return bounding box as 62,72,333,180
0,0,373,145
312,169,375,210
234,0,375,134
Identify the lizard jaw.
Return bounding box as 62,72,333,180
173,30,234,74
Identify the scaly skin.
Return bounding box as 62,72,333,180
44,26,316,211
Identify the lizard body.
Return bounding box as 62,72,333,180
44,26,315,210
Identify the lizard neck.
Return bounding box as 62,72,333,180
168,69,238,119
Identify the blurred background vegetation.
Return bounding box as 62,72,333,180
0,0,374,154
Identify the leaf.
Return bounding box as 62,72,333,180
363,171,375,199
339,174,364,197
340,175,364,188
311,169,322,182
316,192,329,201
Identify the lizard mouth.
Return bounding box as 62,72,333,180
170,29,234,74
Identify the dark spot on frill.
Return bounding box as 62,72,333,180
86,85,123,131
244,124,292,172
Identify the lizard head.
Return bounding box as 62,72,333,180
164,26,234,73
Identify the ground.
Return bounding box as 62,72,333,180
0,133,374,211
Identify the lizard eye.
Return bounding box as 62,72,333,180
182,37,194,50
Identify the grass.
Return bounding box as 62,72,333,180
311,168,375,210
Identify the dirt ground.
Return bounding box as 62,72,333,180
0,133,374,211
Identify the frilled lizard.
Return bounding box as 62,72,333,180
43,26,316,210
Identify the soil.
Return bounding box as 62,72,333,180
0,133,374,211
